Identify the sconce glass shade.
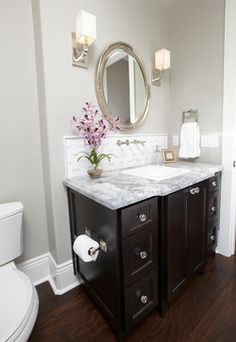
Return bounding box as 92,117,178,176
76,10,96,46
155,48,170,71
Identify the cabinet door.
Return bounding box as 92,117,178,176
186,182,207,275
166,190,187,301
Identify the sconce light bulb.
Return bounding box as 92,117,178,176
155,48,170,70
76,10,96,46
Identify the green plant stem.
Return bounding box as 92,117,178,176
77,147,113,169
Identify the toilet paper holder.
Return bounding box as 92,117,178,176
74,227,108,256
88,240,106,256
85,227,107,255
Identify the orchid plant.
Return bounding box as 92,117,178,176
72,102,119,172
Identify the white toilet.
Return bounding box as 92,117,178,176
0,202,39,342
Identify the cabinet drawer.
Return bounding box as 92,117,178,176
121,198,157,238
207,220,218,252
123,226,157,287
208,173,220,192
208,192,219,221
124,270,158,329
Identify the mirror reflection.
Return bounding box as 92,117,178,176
103,50,145,125
96,42,150,131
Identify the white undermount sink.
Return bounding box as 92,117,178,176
122,165,189,182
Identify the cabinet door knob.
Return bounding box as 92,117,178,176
210,235,215,241
139,213,147,222
140,295,148,304
190,188,196,195
140,251,148,259
195,187,200,194
212,181,217,187
211,206,216,212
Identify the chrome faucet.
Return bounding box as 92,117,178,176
116,139,146,147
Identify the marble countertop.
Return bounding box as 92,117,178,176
63,162,222,210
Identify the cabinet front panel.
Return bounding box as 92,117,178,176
121,198,158,238
71,191,121,324
167,190,187,301
124,270,158,329
123,226,157,287
187,182,207,275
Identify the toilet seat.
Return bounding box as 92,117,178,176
0,262,39,342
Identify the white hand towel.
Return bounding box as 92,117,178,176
179,122,200,159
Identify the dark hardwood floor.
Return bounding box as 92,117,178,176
29,254,236,341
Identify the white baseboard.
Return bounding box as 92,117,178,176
17,253,81,295
17,253,49,286
48,253,81,295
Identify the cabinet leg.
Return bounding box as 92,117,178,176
116,331,126,342
159,302,167,318
199,263,206,275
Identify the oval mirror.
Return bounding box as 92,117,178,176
96,42,151,131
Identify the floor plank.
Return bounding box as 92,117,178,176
29,254,236,341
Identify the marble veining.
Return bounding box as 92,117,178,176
63,162,222,210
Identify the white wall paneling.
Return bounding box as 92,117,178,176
218,0,236,257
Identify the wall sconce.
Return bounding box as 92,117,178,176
72,10,96,68
152,48,170,85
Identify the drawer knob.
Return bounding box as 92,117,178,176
211,206,216,212
210,235,215,241
140,251,148,259
140,295,148,304
212,181,217,187
139,213,147,223
195,187,200,194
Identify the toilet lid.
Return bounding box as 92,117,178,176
0,264,33,342
0,202,23,220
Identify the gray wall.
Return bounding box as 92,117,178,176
0,0,225,264
33,0,170,264
0,0,49,261
168,0,225,164
107,59,130,123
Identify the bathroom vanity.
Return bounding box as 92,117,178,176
64,163,221,339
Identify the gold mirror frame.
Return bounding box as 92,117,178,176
95,42,151,131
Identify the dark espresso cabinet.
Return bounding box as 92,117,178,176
159,174,221,313
187,182,207,275
160,181,207,309
67,192,158,339
66,172,221,339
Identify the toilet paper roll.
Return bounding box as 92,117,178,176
73,234,100,262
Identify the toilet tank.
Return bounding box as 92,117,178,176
0,202,24,265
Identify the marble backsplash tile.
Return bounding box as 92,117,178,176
64,134,168,178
